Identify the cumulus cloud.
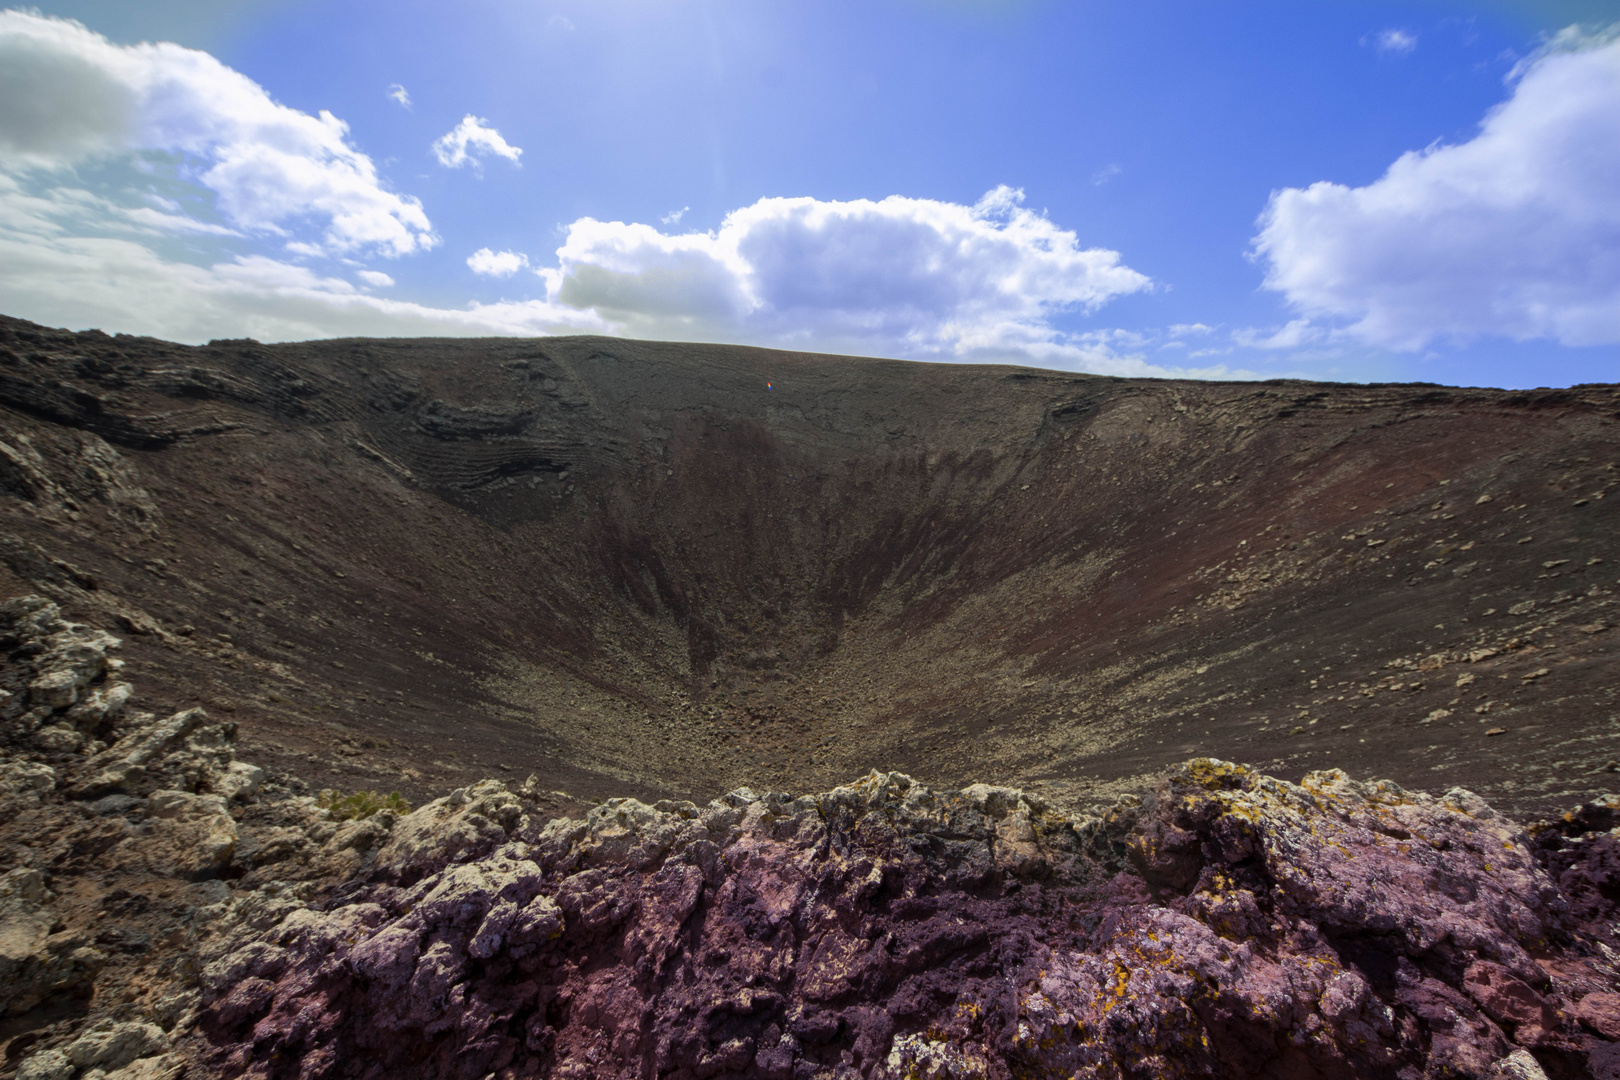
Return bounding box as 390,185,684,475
537,186,1151,361
387,83,410,108
0,11,434,257
467,247,529,276
0,14,1176,374
1254,31,1620,350
0,153,1203,375
0,172,600,343
431,116,522,170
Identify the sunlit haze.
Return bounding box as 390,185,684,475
1,0,1616,386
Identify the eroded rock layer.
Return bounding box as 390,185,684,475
5,598,1620,1080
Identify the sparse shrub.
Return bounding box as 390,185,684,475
318,788,410,820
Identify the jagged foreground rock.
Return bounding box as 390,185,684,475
5,597,1620,1080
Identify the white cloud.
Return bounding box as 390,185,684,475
387,83,410,108
12,182,239,238
548,15,575,32
0,172,601,343
0,164,1226,377
122,204,236,235
1254,32,1620,350
1231,319,1330,350
661,206,689,225
1092,163,1122,186
1373,29,1418,55
0,11,434,257
431,116,522,170
0,16,1176,374
538,186,1152,362
467,247,529,276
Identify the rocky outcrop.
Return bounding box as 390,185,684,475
0,866,106,1018
15,1020,183,1080
182,763,1620,1080
4,596,1620,1079
0,596,253,812
0,597,308,1078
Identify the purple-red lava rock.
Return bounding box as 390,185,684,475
193,766,1620,1080
6,593,1620,1080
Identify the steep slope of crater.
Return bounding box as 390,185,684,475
0,313,1615,814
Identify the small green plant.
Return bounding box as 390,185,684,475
317,788,411,821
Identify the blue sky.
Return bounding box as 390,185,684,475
0,1,1616,387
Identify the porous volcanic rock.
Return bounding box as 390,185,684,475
5,597,1620,1078
175,761,1620,1080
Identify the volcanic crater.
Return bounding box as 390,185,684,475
4,315,1620,1080
0,315,1614,815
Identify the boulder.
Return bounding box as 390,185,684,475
64,681,133,731
0,758,57,805
1489,1047,1551,1079
373,780,525,880
104,1055,187,1080
117,789,238,877
32,723,84,754
0,595,65,644
14,1049,73,1080
26,625,120,709
0,867,105,1015
64,1020,169,1072
79,708,209,793
213,760,264,802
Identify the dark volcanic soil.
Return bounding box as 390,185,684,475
0,314,1616,816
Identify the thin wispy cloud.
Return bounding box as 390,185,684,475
0,168,603,343
431,116,523,170
1372,29,1418,55
661,206,689,225
1231,319,1329,350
